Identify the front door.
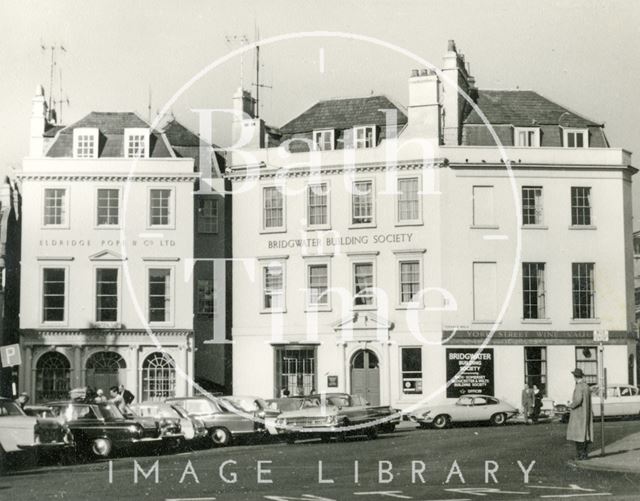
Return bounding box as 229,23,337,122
350,349,380,405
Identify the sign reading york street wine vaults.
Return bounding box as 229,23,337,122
446,348,494,398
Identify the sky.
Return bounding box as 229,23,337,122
2,0,639,223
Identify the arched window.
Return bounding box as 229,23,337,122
36,351,70,402
142,352,176,401
86,352,126,392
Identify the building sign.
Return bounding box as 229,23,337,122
0,344,21,367
402,378,422,394
442,330,630,346
327,375,338,388
267,232,414,250
446,348,494,398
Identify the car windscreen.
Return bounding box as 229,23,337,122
99,403,125,421
326,396,350,407
222,397,260,412
133,404,177,418
170,405,189,419
0,400,26,416
180,399,221,415
269,399,303,412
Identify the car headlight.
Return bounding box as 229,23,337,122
276,418,287,426
128,424,143,437
326,415,338,425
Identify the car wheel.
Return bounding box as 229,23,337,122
210,427,232,447
432,415,450,429
91,438,112,458
418,423,429,430
366,427,378,440
490,413,507,426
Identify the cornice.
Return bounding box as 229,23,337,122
16,173,199,182
21,328,194,338
225,160,445,181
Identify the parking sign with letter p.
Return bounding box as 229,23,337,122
0,343,21,367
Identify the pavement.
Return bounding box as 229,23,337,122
573,429,640,473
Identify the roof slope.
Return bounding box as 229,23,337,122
163,119,201,147
279,95,407,134
464,90,601,127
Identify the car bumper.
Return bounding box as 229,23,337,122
131,437,163,444
17,441,72,450
409,415,432,424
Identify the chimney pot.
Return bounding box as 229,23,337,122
410,69,419,77
447,40,457,52
420,69,429,77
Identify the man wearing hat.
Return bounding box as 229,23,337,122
566,368,593,460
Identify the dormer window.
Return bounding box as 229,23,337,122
354,125,376,149
313,130,335,151
563,128,588,148
514,127,540,147
73,128,99,158
124,128,150,158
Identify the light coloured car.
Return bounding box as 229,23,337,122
0,397,72,473
409,395,518,429
130,402,207,447
590,384,640,418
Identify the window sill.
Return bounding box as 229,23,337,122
149,321,175,327
259,228,287,235
521,318,552,324
305,306,332,313
471,320,499,325
349,223,377,230
353,306,377,312
522,225,548,230
568,225,597,231
260,309,287,315
95,225,122,230
396,304,424,310
470,225,499,230
42,225,70,230
147,225,176,231
570,318,600,324
305,226,332,232
91,322,123,329
395,221,423,227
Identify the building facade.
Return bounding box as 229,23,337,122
18,87,199,403
228,41,637,409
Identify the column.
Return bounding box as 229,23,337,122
23,346,33,397
73,346,82,388
129,345,139,398
178,344,188,397
385,341,392,406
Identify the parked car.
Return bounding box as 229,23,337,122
264,398,305,435
23,405,56,419
409,395,518,429
166,396,260,447
220,395,280,433
46,400,163,459
310,393,402,433
0,397,72,473
127,402,185,452
556,384,640,422
130,401,208,446
273,394,382,443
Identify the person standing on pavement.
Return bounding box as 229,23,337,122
521,384,534,424
566,368,593,460
118,384,135,405
532,384,544,423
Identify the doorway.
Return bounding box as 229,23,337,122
350,349,380,405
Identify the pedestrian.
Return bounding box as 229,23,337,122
94,389,107,403
280,387,290,398
521,383,534,424
566,368,593,460
16,392,29,409
109,385,126,413
118,384,135,405
532,384,543,423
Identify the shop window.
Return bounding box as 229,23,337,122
96,268,118,322
472,185,495,227
142,352,176,401
572,263,595,319
274,346,316,397
571,187,592,226
522,186,543,225
524,347,547,394
42,268,66,322
96,188,120,226
401,347,422,394
522,263,546,319
197,199,219,233
36,352,70,402
575,346,598,385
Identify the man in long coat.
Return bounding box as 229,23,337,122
521,384,534,424
566,368,593,460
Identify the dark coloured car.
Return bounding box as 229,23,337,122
47,401,163,459
166,396,260,447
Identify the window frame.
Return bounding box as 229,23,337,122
352,258,376,309
400,347,423,395
261,260,286,313
40,265,69,326
312,129,335,151
514,127,540,147
563,128,588,148
575,346,598,385
42,186,70,229
72,128,99,159
353,125,377,149
147,187,175,229
124,127,150,159
306,182,331,230
305,259,331,311
146,266,175,326
196,197,220,234
524,346,548,395
572,262,596,320
350,179,376,228
521,186,544,227
570,186,593,227
274,345,317,398
196,278,216,316
522,262,547,320
396,175,422,226
94,266,121,325
471,185,496,228
396,253,424,308
262,185,286,233
95,187,121,228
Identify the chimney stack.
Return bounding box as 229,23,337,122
30,84,48,157
231,87,265,149
406,68,440,140
441,40,474,146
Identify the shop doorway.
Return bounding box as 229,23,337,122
350,349,380,405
